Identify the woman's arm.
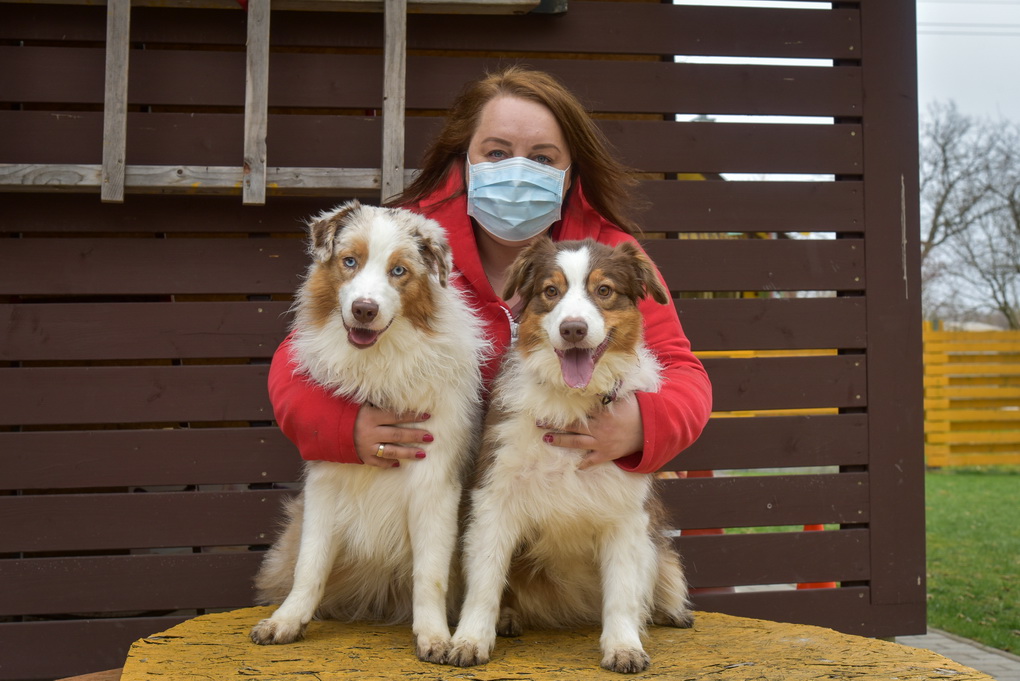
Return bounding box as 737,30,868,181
623,293,713,473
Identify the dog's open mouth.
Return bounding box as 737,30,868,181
556,336,611,389
347,326,383,349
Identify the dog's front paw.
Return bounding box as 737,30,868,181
601,647,651,674
250,617,306,645
415,633,452,664
446,638,491,667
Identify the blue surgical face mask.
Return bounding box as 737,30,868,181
466,155,569,243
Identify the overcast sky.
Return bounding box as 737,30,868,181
917,0,1020,121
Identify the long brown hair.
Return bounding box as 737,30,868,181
388,66,640,235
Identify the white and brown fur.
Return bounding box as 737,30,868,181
447,237,693,674
250,201,487,663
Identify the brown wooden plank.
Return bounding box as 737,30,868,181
0,616,189,681
703,355,867,412
0,553,263,616
675,297,867,352
0,474,865,554
0,489,294,553
0,112,862,177
689,586,924,638
0,532,865,615
0,239,305,296
1,355,866,439
0,365,273,426
1,47,862,118
1,193,327,234
678,528,869,588
0,238,862,297
0,176,863,239
668,413,869,473
661,473,869,530
636,180,864,235
857,0,927,615
1,302,292,361
56,668,122,681
0,428,301,490
644,239,865,293
0,184,863,236
607,120,862,176
0,4,862,60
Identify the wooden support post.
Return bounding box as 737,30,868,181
243,0,271,206
381,0,407,203
101,0,130,204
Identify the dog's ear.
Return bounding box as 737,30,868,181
413,217,453,288
502,236,555,301
615,241,671,305
307,200,361,263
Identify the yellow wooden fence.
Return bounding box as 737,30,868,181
924,322,1020,467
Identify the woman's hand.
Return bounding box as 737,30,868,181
538,395,644,470
354,404,433,468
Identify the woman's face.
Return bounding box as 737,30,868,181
467,95,573,186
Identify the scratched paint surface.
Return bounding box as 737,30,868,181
121,606,991,680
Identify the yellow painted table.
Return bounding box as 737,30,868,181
121,606,991,680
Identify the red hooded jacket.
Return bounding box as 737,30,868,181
267,165,713,474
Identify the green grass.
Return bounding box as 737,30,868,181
926,468,1020,654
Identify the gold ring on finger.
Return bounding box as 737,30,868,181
377,443,386,458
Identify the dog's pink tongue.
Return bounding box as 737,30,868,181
560,348,595,389
348,327,380,348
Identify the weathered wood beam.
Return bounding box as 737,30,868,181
0,0,538,14
381,0,407,203
243,0,271,205
100,0,130,203
0,164,417,197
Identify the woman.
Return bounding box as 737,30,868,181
268,66,712,474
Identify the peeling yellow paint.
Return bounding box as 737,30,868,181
121,607,992,680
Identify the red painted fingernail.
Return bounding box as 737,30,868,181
543,433,554,443
421,413,431,420
392,462,400,468
415,451,427,459
423,434,434,443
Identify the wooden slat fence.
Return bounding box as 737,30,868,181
0,1,926,678
924,322,1020,467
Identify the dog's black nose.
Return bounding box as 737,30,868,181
560,319,588,344
352,299,379,324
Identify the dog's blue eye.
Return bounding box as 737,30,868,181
342,257,357,268
391,265,406,277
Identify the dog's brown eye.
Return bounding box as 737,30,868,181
544,286,559,298
596,285,613,298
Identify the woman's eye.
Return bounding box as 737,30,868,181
342,256,357,268
390,265,407,277
487,149,508,160
534,155,553,165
